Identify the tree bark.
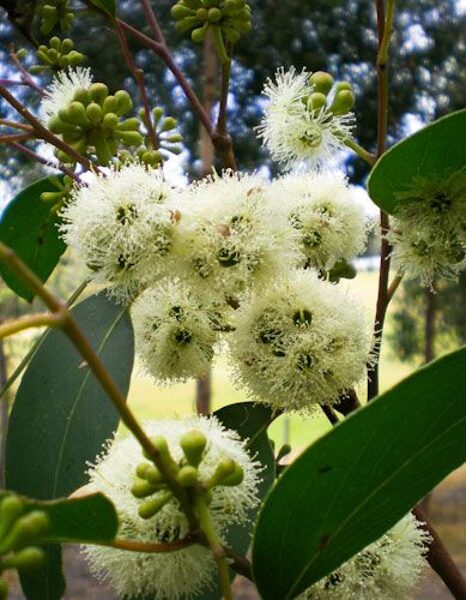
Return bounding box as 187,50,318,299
0,339,8,488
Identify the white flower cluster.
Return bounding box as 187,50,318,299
387,173,466,287
300,513,430,599
83,416,261,600
230,270,372,412
61,163,370,408
257,67,354,170
40,67,93,122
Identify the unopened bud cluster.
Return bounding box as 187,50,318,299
32,37,85,72
171,0,252,55
35,0,74,34
83,416,261,599
40,174,74,213
131,428,244,520
0,495,50,598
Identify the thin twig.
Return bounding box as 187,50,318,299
0,132,32,143
10,142,81,183
0,313,64,340
140,0,167,45
387,272,403,304
9,46,45,96
113,20,159,149
344,138,376,166
0,119,34,132
367,0,396,401
0,80,30,88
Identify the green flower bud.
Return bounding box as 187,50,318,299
41,191,63,203
309,71,334,95
68,51,85,66
170,4,194,19
103,112,119,130
49,36,61,51
145,464,165,486
164,133,183,143
231,19,252,33
191,25,207,43
2,547,45,572
102,95,119,115
213,458,236,483
117,117,140,131
161,117,178,132
16,48,28,60
208,7,222,22
334,81,352,92
180,429,207,467
196,7,208,20
61,38,74,53
73,88,92,106
90,82,109,104
219,463,244,486
86,102,103,125
131,477,156,499
135,462,150,479
152,107,164,122
224,28,241,43
144,436,179,473
48,115,66,134
175,17,199,33
138,490,172,520
308,92,327,111
115,90,133,115
180,0,201,8
142,150,163,166
0,496,23,541
0,579,8,600
331,89,355,115
0,511,49,554
116,130,144,146
68,101,90,127
41,5,57,18
177,465,198,487
59,55,71,68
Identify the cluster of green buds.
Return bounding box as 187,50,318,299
119,107,183,168
35,0,74,35
31,37,85,73
48,84,143,164
0,495,50,599
171,0,252,62
131,429,244,520
305,71,356,116
40,174,74,213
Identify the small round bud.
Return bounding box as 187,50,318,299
47,116,65,134
131,478,156,499
331,89,355,115
220,463,244,486
177,465,198,487
3,547,45,572
138,490,172,520
213,458,236,483
309,71,335,95
208,7,222,22
49,36,61,51
224,28,241,43
180,429,207,467
86,102,103,125
41,191,62,204
161,117,178,132
196,8,208,19
61,38,74,53
102,95,119,115
116,130,144,146
152,107,164,122
144,436,179,473
16,48,28,59
145,465,165,486
170,4,193,19
73,88,92,106
117,117,140,131
191,26,207,43
308,92,327,112
68,101,89,127
90,82,109,104
68,51,85,66
103,112,119,130
335,81,352,92
0,496,23,541
115,90,133,115
0,511,49,554
135,462,150,479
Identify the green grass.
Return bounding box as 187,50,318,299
126,270,415,452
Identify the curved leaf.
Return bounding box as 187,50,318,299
5,291,134,599
368,109,466,215
252,346,466,599
0,176,66,301
88,0,117,17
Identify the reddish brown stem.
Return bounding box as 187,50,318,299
9,46,45,96
140,0,167,45
10,142,81,183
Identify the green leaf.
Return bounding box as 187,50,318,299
88,0,117,17
0,176,67,302
252,346,466,600
368,109,466,215
5,291,134,599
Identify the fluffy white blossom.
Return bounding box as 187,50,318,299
387,174,466,287
229,270,373,412
257,67,353,170
40,67,93,122
83,416,262,600
271,171,368,270
300,513,430,599
132,279,228,384
176,170,298,298
60,163,179,303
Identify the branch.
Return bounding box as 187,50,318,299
10,142,81,183
105,536,197,553
214,52,237,170
140,0,167,45
9,46,45,96
0,119,34,132
344,138,376,166
0,313,64,340
367,0,396,401
113,19,159,149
